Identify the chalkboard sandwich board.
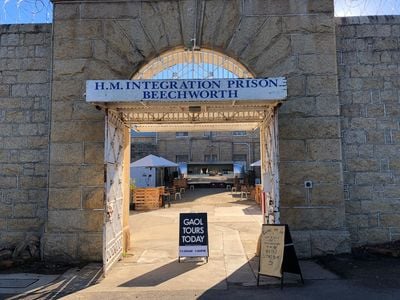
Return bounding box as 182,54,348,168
179,213,209,262
257,224,304,289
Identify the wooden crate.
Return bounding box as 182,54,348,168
249,187,256,201
255,184,262,205
173,178,188,189
157,186,165,207
134,187,162,210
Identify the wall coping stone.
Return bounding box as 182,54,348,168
335,15,400,25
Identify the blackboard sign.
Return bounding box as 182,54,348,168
257,224,304,288
179,213,209,261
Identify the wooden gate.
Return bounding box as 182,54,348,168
103,111,125,275
260,107,280,224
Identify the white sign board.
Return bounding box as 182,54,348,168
259,225,285,278
86,78,287,102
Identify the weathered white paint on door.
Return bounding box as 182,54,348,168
103,112,124,275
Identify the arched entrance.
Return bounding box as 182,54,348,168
44,0,348,272
87,48,286,274
132,48,252,80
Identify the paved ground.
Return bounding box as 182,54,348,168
2,188,400,299
82,188,268,292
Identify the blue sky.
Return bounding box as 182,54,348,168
1,0,52,24
0,0,400,24
335,0,400,17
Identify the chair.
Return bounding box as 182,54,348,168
168,187,182,201
162,190,172,208
240,185,251,200
174,187,182,200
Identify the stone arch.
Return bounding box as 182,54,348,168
46,0,348,264
52,1,299,81
132,47,254,80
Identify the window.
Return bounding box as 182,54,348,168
204,154,217,162
176,155,189,162
203,131,216,137
232,131,247,136
233,154,247,170
133,49,253,80
131,131,157,138
176,132,188,138
233,154,247,162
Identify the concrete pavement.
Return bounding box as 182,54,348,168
62,189,336,298
3,188,400,299
84,188,267,292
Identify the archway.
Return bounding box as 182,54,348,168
86,48,286,274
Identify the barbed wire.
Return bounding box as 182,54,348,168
335,0,400,16
1,0,400,24
1,0,52,24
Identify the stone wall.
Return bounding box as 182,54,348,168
155,131,260,165
0,24,51,251
7,1,400,263
337,16,400,246
267,3,349,256
46,0,349,260
44,4,106,260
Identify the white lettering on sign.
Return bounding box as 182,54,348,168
86,78,287,102
181,235,205,243
183,218,204,226
179,245,208,256
183,227,204,234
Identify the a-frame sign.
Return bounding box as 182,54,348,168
257,224,304,289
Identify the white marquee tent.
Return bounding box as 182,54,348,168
131,154,178,168
130,155,178,187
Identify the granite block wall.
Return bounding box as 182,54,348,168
0,24,51,251
45,0,349,259
337,16,400,245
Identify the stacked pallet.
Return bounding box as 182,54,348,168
134,187,163,210
158,186,165,207
255,185,263,205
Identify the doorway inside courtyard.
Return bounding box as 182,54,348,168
124,112,280,288
123,121,278,287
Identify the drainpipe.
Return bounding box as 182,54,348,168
189,137,192,161
43,16,55,260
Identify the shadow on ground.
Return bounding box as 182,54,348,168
118,260,202,287
317,251,400,289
